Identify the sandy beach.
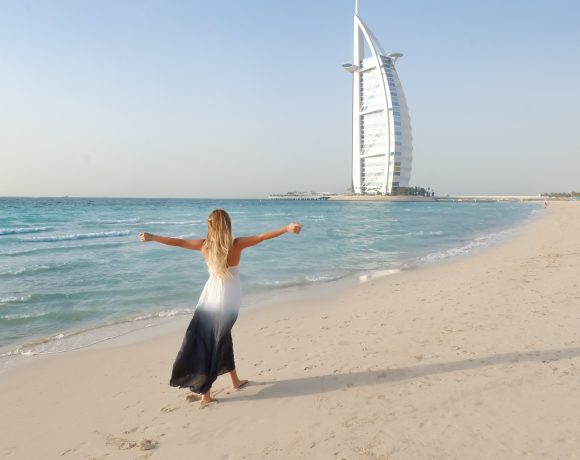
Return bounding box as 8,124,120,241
1,201,579,459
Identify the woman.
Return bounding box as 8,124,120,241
139,209,302,404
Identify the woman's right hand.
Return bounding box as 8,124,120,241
140,232,153,242
287,223,303,234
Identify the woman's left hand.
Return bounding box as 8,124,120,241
140,232,153,242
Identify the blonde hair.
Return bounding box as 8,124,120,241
202,209,233,280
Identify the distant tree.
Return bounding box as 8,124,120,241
541,191,580,198
391,186,432,197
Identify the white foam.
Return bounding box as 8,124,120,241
0,311,47,320
0,347,22,357
0,309,191,360
0,264,57,277
21,230,131,242
133,308,193,321
140,220,200,225
0,226,50,235
359,269,401,283
420,228,514,263
97,218,140,224
0,295,32,304
304,275,340,283
403,230,444,236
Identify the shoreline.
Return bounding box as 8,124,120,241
0,203,542,369
2,202,579,459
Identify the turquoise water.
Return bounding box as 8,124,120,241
0,197,540,356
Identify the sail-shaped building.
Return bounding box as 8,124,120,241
343,3,412,195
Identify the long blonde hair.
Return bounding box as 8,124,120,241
202,209,233,280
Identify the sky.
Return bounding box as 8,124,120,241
1,0,579,198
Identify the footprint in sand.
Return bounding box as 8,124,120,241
104,434,158,451
135,454,153,460
161,406,178,413
199,399,219,409
186,393,201,402
59,442,86,457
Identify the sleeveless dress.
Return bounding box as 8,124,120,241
169,266,242,394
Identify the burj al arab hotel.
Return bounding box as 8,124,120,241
343,2,412,195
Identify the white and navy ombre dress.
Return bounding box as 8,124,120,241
170,266,241,394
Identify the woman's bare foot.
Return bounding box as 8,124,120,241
229,369,249,390
201,390,214,404
232,379,249,390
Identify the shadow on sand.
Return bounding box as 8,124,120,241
228,346,580,401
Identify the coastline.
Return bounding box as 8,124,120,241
0,202,541,366
2,201,580,459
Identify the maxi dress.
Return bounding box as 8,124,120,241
169,266,241,394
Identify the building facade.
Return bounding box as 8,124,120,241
343,8,413,195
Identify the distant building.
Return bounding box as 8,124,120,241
343,2,413,195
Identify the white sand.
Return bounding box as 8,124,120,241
1,201,580,459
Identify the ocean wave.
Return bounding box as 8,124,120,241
421,229,512,263
255,274,343,290
95,218,140,224
175,233,196,239
0,295,32,304
93,218,200,226
0,226,50,236
421,242,485,262
0,311,48,321
140,220,200,226
403,230,444,236
304,275,341,283
359,269,401,283
133,308,193,321
0,265,50,277
21,230,131,242
1,241,125,256
0,307,193,358
0,262,73,278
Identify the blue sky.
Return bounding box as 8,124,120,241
1,0,579,197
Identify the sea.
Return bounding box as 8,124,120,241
0,197,541,365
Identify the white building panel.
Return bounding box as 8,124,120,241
344,8,413,195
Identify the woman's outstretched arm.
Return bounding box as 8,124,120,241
234,223,302,250
139,232,204,251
